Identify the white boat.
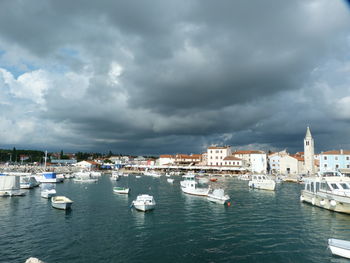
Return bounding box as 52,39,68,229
238,174,251,181
144,171,161,177
41,189,56,199
328,238,350,259
135,175,141,179
90,171,102,177
73,172,98,183
113,187,130,194
0,175,26,197
51,196,73,210
35,172,63,183
167,178,174,183
249,174,276,191
300,172,350,214
131,194,156,212
207,189,230,205
20,176,36,189
180,174,209,196
111,171,120,181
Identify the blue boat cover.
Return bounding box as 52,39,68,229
43,172,56,179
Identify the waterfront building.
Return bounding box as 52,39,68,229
279,154,304,175
268,150,288,174
222,156,243,167
207,146,232,166
158,155,175,166
174,154,202,166
304,126,315,175
232,150,267,173
75,160,99,170
319,150,350,173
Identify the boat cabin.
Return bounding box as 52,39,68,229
304,177,350,196
252,175,268,181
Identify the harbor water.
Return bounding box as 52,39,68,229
1,174,350,263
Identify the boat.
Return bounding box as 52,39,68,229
248,174,276,191
0,175,26,197
20,176,36,189
207,189,231,205
51,196,73,210
238,174,251,181
111,171,120,181
210,178,218,182
167,178,174,183
41,189,56,199
113,187,130,194
131,194,156,212
35,172,63,183
144,171,161,177
73,172,98,183
300,172,350,213
328,238,350,259
135,175,141,179
180,174,210,196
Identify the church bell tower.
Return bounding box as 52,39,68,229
304,126,315,175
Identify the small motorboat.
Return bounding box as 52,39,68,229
328,238,350,259
113,187,130,194
131,194,156,212
51,196,73,210
210,178,218,182
41,189,56,199
135,175,141,179
167,178,174,183
207,189,230,205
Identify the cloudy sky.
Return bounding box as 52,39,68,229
0,0,350,155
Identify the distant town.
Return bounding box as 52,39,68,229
2,127,349,176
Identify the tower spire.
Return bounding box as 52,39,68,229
305,126,312,139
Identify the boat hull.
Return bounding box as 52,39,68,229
181,187,209,196
52,202,72,210
300,190,350,214
248,181,276,191
113,188,130,194
133,203,155,212
207,196,229,204
329,239,350,259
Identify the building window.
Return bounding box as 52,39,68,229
324,156,327,160
347,165,350,168
335,157,338,161
347,157,350,161
210,150,212,153
306,141,309,146
220,150,222,153
336,164,339,169
324,164,327,168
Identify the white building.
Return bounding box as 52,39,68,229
232,150,267,173
279,154,305,175
207,146,232,166
158,155,175,166
268,150,288,174
75,160,98,170
222,156,243,167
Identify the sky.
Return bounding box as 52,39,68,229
1,0,350,155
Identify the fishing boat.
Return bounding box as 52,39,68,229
35,172,63,183
51,196,73,210
180,174,209,196
300,172,350,214
41,189,56,199
113,187,130,194
131,194,156,212
0,175,26,197
207,189,230,205
328,238,350,259
249,174,276,191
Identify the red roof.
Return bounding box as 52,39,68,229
208,146,230,149
322,150,350,155
160,155,173,158
223,156,242,161
234,150,264,155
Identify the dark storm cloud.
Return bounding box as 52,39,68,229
0,0,350,154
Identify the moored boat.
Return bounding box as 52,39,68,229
180,174,209,196
51,196,73,210
249,175,276,191
207,189,231,205
167,178,174,183
300,173,350,214
0,175,26,197
113,187,130,194
41,189,56,199
131,194,156,212
35,172,63,183
328,238,350,259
